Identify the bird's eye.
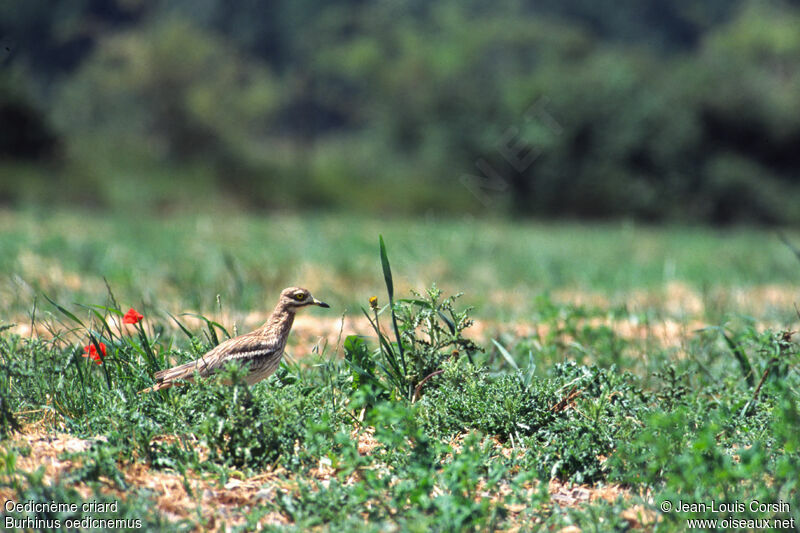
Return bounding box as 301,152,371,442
294,292,306,300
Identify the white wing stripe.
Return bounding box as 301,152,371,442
229,348,278,360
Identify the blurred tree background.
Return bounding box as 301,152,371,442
1,0,799,224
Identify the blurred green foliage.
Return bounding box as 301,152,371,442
2,0,800,223
3,211,800,324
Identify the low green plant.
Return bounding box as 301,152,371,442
185,361,340,472
421,360,648,483
272,401,519,532
345,236,481,403
0,334,23,439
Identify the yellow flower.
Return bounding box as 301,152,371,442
369,296,378,309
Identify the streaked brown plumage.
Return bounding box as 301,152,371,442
140,287,329,393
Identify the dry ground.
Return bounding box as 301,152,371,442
0,426,661,532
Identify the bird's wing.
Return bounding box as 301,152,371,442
154,333,280,382
215,334,280,361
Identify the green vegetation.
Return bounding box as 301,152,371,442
1,229,799,530
3,1,800,223
2,210,800,324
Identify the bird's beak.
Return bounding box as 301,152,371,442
313,298,330,308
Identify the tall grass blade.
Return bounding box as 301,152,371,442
88,335,113,389
82,304,123,316
378,236,406,379
379,235,394,300
137,325,158,372
43,294,85,327
29,294,37,338
361,309,403,378
714,328,754,387
492,339,520,372
70,348,89,416
182,313,231,346
103,277,121,312
166,312,195,340
77,304,116,340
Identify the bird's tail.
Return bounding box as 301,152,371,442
138,361,199,394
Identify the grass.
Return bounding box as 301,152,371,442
2,208,800,322
0,209,799,530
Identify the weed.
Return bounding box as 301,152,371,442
188,362,334,471
345,237,481,402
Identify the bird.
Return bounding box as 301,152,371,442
140,287,329,393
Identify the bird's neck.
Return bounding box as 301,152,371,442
260,303,295,336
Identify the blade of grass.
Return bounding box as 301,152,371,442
88,334,113,389
361,308,403,378
695,326,753,383
167,311,195,340
43,294,85,327
29,294,37,339
76,304,116,341
135,322,158,372
182,313,231,345
720,329,754,387
103,277,121,310
379,235,394,300
492,339,520,372
82,303,123,316
379,236,407,380
70,349,89,418
344,358,391,392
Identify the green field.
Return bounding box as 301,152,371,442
1,209,799,531
2,209,799,318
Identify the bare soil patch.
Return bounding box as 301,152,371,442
1,427,657,531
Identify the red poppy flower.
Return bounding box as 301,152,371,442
123,308,144,324
82,342,107,365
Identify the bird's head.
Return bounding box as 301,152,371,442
279,287,330,310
